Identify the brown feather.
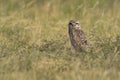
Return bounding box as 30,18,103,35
68,20,88,52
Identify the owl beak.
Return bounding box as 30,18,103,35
76,25,80,28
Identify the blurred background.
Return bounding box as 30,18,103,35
0,0,120,80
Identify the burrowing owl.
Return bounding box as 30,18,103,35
68,20,88,52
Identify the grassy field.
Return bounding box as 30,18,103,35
0,0,120,80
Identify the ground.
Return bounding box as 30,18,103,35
0,0,120,80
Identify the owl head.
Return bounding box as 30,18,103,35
68,20,81,29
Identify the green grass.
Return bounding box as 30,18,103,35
0,0,120,80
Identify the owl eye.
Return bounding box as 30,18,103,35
76,22,79,25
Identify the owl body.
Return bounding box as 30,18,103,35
68,20,88,52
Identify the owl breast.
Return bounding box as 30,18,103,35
68,26,88,51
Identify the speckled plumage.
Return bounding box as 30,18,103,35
68,20,88,52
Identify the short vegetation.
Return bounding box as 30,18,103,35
0,0,120,80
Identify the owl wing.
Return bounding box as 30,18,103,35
72,28,88,46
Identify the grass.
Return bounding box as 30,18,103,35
0,0,120,80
